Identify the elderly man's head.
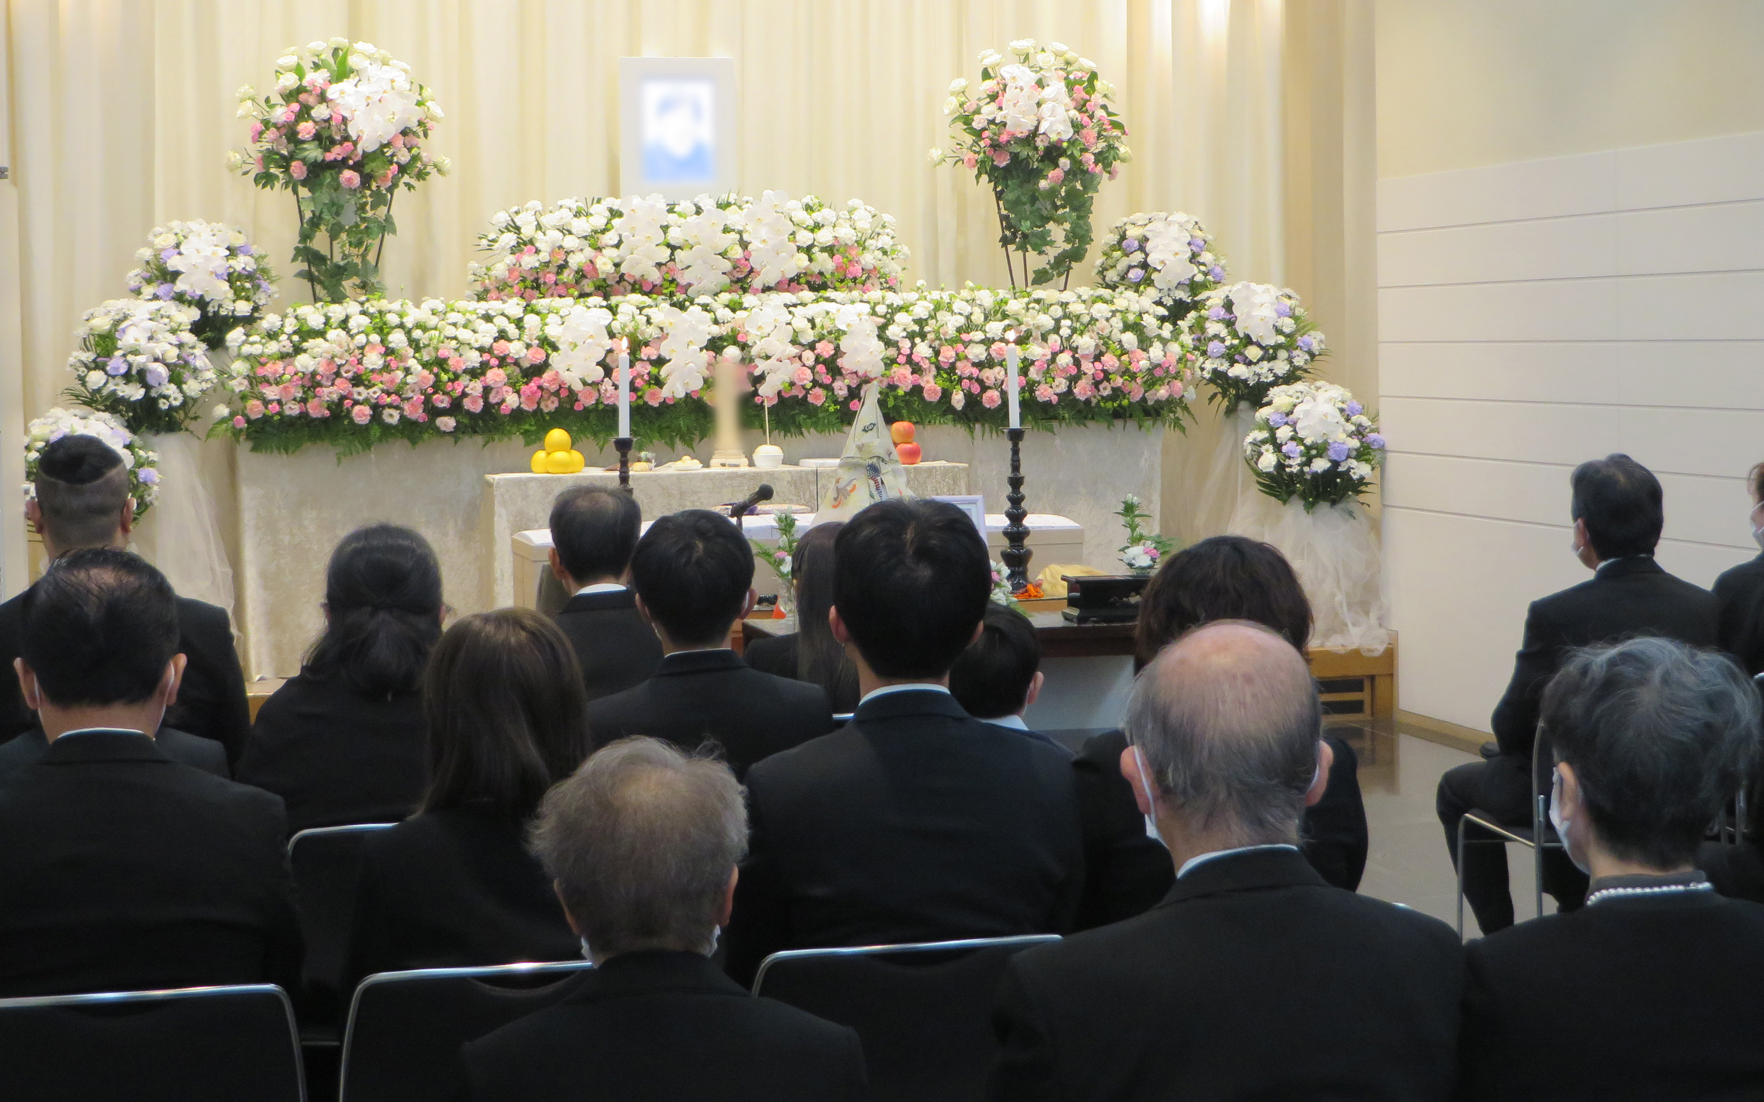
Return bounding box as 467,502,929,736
1543,637,1760,873
530,737,747,960
1124,621,1325,851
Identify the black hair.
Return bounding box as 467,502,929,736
421,608,591,821
791,522,860,709
21,548,178,707
949,603,1043,719
630,509,754,647
305,525,444,698
1570,454,1664,560
832,499,990,679
34,435,130,550
549,486,642,584
1543,637,1760,868
1135,536,1311,669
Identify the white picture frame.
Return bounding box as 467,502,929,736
618,57,738,200
933,495,987,543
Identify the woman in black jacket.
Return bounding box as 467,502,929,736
743,522,861,712
237,524,442,833
346,608,590,984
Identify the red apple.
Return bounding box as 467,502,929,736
896,441,922,465
890,420,916,445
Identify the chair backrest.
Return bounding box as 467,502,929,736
339,960,593,1102
753,935,1060,1102
287,823,396,1004
0,984,303,1102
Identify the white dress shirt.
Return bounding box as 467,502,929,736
575,582,628,596
858,683,951,707
1177,843,1301,879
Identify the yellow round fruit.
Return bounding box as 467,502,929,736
530,450,548,474
565,449,586,473
544,428,572,453
545,450,574,474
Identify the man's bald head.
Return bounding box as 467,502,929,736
1125,620,1321,846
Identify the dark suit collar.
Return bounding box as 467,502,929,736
853,688,971,725
655,649,745,676
1158,846,1326,906
39,730,170,764
561,589,639,614
570,949,745,1003
1595,555,1663,579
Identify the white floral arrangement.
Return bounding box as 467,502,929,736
215,285,1193,455
932,39,1130,286
1193,282,1323,414
24,407,160,518
125,221,276,349
1244,380,1385,509
989,560,1019,607
1094,212,1225,317
469,192,909,301
66,300,217,435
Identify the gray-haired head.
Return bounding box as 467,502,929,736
1542,636,1761,869
529,736,747,958
1125,620,1321,846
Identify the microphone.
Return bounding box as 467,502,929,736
730,483,774,532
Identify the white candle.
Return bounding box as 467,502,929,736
617,348,631,439
1006,344,1021,429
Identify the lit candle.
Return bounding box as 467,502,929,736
1006,343,1021,430
617,346,631,439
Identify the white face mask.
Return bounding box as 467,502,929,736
1549,767,1590,874
1133,745,1324,848
1752,522,1764,550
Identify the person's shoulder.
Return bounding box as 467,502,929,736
739,666,828,707
175,594,234,635
0,588,24,627
585,677,651,720
746,725,864,785
748,992,866,1047
1714,556,1764,593
1326,889,1463,951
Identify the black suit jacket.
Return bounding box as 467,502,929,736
1071,730,1368,928
1460,890,1764,1100
346,803,578,988
0,586,250,765
989,849,1463,1102
0,725,227,779
725,690,1086,985
553,589,664,703
1492,557,1718,757
1714,552,1764,676
464,950,868,1102
235,672,427,833
584,650,833,778
0,731,300,997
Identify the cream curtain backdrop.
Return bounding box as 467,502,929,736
2,0,1373,585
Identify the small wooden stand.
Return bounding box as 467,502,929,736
613,437,634,494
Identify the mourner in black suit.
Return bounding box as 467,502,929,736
741,521,862,713
1459,637,1764,1100
1711,462,1764,676
949,603,1069,755
466,739,867,1102
1438,455,1719,933
725,500,1085,985
346,609,589,986
586,509,832,776
236,523,447,833
0,723,226,779
0,548,300,997
1069,536,1370,927
546,487,663,701
2,434,249,760
989,624,1463,1102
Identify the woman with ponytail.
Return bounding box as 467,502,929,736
237,524,444,832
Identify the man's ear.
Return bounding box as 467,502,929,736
740,587,756,620
14,658,40,712
548,547,572,586
552,881,583,937
718,867,738,927
1024,670,1044,710
1304,740,1334,808
118,497,136,538
162,653,188,708
24,497,43,535
633,593,652,624
969,619,985,645
829,605,850,647
1119,745,1154,817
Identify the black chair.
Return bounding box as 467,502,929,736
339,960,593,1102
287,823,396,1016
0,983,303,1102
753,935,1060,1102
1455,733,1560,936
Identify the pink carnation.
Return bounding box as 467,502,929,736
921,384,943,402
807,388,827,406
436,416,456,432
296,121,316,140
289,160,308,180
463,394,484,413
339,169,361,189
981,389,1001,409
351,404,372,424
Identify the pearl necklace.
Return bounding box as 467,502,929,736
1584,881,1715,907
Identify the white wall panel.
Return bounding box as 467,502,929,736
1378,130,1764,733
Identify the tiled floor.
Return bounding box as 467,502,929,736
1330,719,1551,937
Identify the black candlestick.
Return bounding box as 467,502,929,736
1002,426,1031,592
613,436,634,495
